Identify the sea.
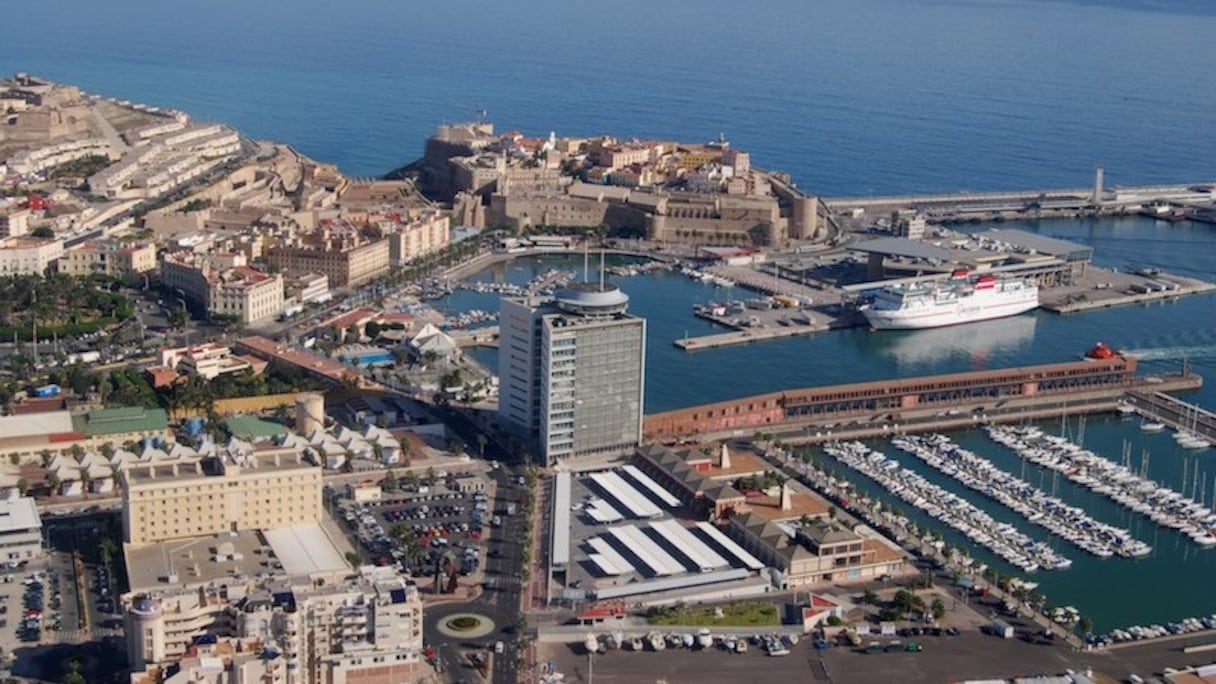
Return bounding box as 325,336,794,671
5,0,1216,632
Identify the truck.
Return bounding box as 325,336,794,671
986,620,1014,639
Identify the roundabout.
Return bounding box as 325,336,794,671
435,611,497,640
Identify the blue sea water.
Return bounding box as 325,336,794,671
4,0,1216,194
6,0,1216,633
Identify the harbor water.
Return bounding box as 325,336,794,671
443,216,1216,631
6,0,1216,635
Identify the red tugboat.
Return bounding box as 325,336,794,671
1084,342,1119,360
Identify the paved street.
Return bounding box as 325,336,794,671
414,406,530,684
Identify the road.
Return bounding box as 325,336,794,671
417,404,533,684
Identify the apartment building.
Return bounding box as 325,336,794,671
161,251,285,324
125,564,425,684
156,343,266,381
0,236,64,275
499,282,646,465
383,210,451,265
7,137,117,175
267,224,389,287
59,239,157,278
210,265,284,323
122,445,322,545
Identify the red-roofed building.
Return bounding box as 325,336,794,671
575,600,627,625
235,336,366,387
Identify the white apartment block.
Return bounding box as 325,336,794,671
89,123,242,200
126,564,425,684
0,497,43,563
0,236,64,275
7,137,118,175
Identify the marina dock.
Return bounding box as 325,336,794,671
1123,391,1216,443
674,318,838,351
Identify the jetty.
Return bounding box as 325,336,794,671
1122,391,1216,444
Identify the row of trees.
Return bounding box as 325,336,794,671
0,272,135,336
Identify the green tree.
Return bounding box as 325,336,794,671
384,469,398,491
402,470,419,490
344,551,364,569
476,433,488,458
425,466,437,486
45,472,60,494
16,478,28,497
99,537,118,568
892,589,916,616
1077,615,1094,635
862,589,879,606
930,598,946,622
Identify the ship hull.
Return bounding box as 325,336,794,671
864,297,1039,330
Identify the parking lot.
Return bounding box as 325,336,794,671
338,474,509,586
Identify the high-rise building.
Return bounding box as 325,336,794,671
498,280,645,464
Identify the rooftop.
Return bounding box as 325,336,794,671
225,415,289,441
745,488,831,523
73,406,168,436
976,228,1094,259
0,497,41,533
261,523,349,577
849,237,952,262
0,410,75,440
124,530,270,594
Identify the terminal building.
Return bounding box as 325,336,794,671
498,281,646,465
847,228,1094,287
644,355,1139,441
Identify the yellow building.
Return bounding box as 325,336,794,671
122,444,322,545
267,227,389,287
384,210,451,265
59,239,157,278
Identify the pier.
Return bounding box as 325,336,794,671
822,179,1216,222
1123,390,1216,443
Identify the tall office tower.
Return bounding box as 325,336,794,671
498,281,646,464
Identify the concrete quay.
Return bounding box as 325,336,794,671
1042,278,1216,313
1124,390,1216,443
822,180,1216,221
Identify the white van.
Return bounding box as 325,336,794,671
494,641,504,655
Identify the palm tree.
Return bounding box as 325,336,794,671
1077,615,1093,636
44,472,60,495
476,433,488,458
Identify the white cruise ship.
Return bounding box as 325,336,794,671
862,271,1039,330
